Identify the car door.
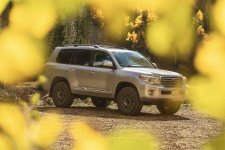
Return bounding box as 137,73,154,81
86,51,116,96
66,49,92,93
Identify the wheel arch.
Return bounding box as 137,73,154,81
114,82,139,100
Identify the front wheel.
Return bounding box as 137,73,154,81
91,98,111,108
117,87,143,116
156,100,182,115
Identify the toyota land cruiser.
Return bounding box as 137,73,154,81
42,44,187,115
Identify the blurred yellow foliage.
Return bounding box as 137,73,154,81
196,10,204,21
54,0,83,19
0,104,62,149
194,10,207,39
195,34,225,79
0,104,29,150
126,31,138,43
147,10,158,23
0,29,44,84
204,132,225,150
188,76,225,120
213,0,225,37
108,130,159,150
125,16,130,27
0,0,9,14
71,122,107,150
92,8,104,20
147,0,194,56
31,93,41,105
0,0,77,148
0,134,12,150
89,0,156,38
89,0,129,38
189,34,225,120
188,1,225,148
134,15,143,28
0,0,82,84
71,122,159,150
197,25,205,35
30,115,62,148
10,3,56,39
37,75,48,85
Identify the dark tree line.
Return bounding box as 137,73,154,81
47,6,108,53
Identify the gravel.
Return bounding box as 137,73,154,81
36,103,224,150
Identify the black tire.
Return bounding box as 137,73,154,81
117,87,143,115
52,82,74,108
157,100,182,115
91,98,111,108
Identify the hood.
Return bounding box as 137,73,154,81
122,67,182,77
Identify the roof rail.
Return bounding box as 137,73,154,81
61,44,99,48
97,45,127,50
60,44,127,49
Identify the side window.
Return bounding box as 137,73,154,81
72,50,92,66
93,51,113,68
56,49,73,64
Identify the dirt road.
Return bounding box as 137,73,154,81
37,104,224,150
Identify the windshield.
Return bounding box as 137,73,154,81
112,51,155,68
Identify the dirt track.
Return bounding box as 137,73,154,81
37,103,223,150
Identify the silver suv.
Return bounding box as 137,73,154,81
42,45,187,115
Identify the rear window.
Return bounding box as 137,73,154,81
71,50,92,66
56,49,73,64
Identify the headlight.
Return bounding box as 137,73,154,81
139,75,161,84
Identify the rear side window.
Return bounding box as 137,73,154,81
56,49,73,64
72,50,92,66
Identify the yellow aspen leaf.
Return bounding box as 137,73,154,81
108,130,159,150
10,2,57,39
213,0,225,36
31,93,41,105
0,29,44,84
71,122,107,150
195,34,225,79
30,115,62,148
0,104,29,150
196,10,204,21
0,134,12,150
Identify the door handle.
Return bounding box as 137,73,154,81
66,69,75,72
89,71,95,75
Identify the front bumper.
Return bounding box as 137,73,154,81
139,83,188,102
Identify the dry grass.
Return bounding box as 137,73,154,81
0,82,37,103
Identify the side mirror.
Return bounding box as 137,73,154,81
102,60,113,68
152,63,158,68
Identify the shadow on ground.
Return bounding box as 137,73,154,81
34,106,190,121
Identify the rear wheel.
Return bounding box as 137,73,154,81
157,100,182,115
52,82,74,108
91,98,111,108
117,87,143,116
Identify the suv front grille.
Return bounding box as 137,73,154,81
161,77,183,88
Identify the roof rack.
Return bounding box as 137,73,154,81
97,45,127,50
60,44,127,50
61,44,99,48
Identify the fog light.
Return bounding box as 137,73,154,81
148,90,155,96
